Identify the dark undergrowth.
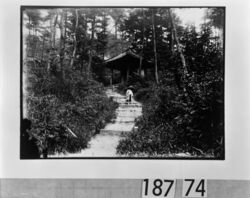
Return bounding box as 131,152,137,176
116,26,224,159
25,61,118,155
116,73,224,158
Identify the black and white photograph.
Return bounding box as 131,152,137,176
21,6,225,159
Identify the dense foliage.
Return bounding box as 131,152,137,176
23,7,225,158
23,8,119,156
25,60,118,155
116,8,224,159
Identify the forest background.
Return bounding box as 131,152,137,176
22,7,224,158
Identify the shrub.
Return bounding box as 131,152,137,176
116,83,127,94
117,25,224,159
117,71,224,158
134,87,152,102
24,61,118,156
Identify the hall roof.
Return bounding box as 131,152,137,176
106,51,141,63
105,50,153,70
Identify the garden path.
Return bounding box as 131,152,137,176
51,86,142,157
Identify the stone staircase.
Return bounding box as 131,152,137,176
51,86,142,157
100,88,142,137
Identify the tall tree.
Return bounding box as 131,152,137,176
139,8,146,76
24,9,42,59
206,8,224,29
109,8,125,39
206,8,224,46
168,9,189,90
76,9,89,72
52,11,58,49
96,8,109,59
151,8,159,84
58,9,67,79
70,9,79,68
47,10,59,72
25,9,41,36
87,11,96,74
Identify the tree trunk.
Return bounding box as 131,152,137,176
27,17,31,57
101,10,107,59
139,8,145,76
121,31,124,53
70,9,78,68
88,53,93,75
152,9,159,84
32,33,38,62
41,36,45,61
169,26,174,54
88,15,95,74
82,15,88,73
115,22,118,39
168,9,189,94
59,10,66,79
52,12,58,48
63,10,67,51
47,12,58,72
28,17,31,36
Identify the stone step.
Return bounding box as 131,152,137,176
116,108,142,112
102,123,134,131
102,87,142,135
107,94,125,97
116,113,141,116
112,116,135,121
111,121,135,124
115,113,142,118
100,129,131,136
118,108,142,111
115,112,139,117
116,107,142,110
119,102,140,104
117,104,142,107
115,114,141,118
116,102,142,108
109,96,126,100
116,111,142,115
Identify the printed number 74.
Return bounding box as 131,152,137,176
183,179,207,197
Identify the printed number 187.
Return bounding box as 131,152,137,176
142,179,176,198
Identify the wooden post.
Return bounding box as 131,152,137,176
111,68,114,85
121,70,125,84
141,68,145,77
126,65,130,82
144,68,147,77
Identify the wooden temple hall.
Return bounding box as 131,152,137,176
105,50,153,84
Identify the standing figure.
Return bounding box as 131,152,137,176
126,86,134,103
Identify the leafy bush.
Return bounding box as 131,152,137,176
117,78,223,158
24,61,118,156
117,25,224,159
116,83,127,95
134,87,152,102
